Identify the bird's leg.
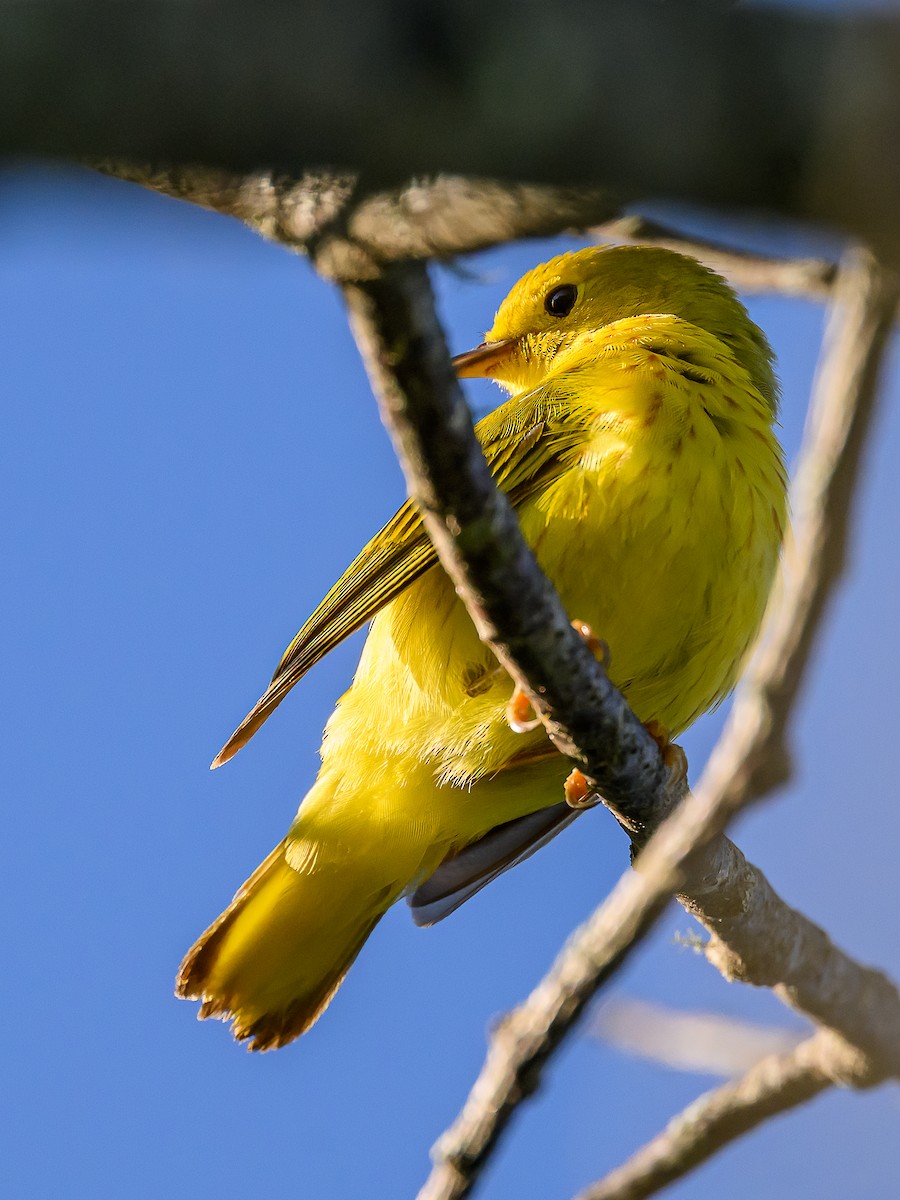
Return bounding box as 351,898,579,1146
506,620,611,735
643,719,689,785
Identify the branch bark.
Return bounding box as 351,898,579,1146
678,249,900,1021
574,1029,869,1200
94,164,844,303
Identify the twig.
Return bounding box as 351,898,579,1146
677,246,900,1037
573,1029,869,1200
335,249,900,1200
592,214,837,300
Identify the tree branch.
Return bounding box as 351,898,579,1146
334,248,900,1200
6,3,900,261
93,164,621,279
574,1029,870,1200
94,164,845,303
591,215,838,302
340,266,671,818
677,249,900,1048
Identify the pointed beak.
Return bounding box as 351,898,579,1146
451,338,517,379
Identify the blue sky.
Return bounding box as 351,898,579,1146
2,162,898,1199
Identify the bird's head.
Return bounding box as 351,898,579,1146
452,245,778,414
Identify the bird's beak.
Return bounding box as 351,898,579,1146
451,338,517,379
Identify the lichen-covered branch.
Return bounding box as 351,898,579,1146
574,1029,869,1200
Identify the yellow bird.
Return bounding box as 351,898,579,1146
177,246,787,1050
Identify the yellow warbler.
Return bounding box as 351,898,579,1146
177,246,787,1050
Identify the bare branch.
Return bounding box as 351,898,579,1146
96,162,845,304
671,247,900,1057
96,161,848,307
574,1029,870,1200
591,215,838,301
335,249,900,1200
93,164,621,278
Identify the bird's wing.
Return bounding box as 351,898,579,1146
212,391,588,767
407,801,583,926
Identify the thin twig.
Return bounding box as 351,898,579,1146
335,249,900,1200
574,1029,867,1200
592,214,838,300
677,247,900,1034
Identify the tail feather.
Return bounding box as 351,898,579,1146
176,839,394,1050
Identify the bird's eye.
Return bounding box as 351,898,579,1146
544,283,578,318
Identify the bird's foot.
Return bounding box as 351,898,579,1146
643,719,689,785
570,620,611,670
505,687,542,733
564,768,601,810
506,619,611,734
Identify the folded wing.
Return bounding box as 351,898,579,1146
212,391,588,767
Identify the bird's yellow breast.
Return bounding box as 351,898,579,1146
180,246,791,1052
317,316,785,845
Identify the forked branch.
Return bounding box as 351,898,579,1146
574,1029,866,1200
336,250,900,1200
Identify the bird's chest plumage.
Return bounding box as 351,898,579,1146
325,348,785,806
522,407,782,737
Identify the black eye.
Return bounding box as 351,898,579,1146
544,283,578,317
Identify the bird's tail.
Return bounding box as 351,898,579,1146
176,834,398,1051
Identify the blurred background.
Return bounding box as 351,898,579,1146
1,161,897,1198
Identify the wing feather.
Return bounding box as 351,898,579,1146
212,390,588,766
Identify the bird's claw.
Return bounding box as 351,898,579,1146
564,768,601,810
643,719,689,785
505,620,611,736
570,619,611,669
